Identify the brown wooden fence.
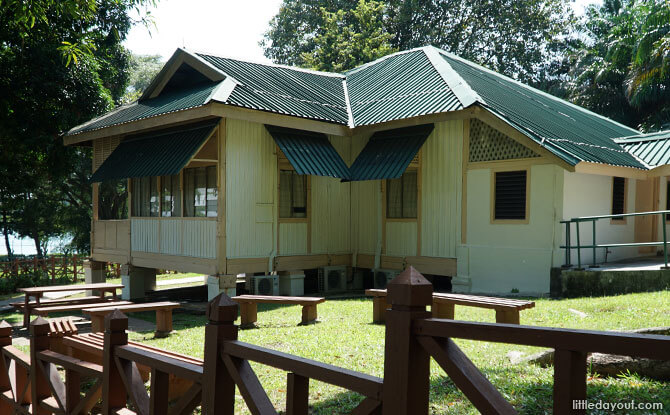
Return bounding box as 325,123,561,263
1,267,669,414
0,256,121,283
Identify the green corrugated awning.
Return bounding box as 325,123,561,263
347,124,434,181
266,125,350,179
90,120,219,183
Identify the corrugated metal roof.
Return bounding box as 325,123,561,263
348,124,434,181
616,130,670,167
67,46,656,171
346,50,463,126
197,54,349,124
437,49,643,168
69,82,219,136
266,125,350,179
90,120,219,182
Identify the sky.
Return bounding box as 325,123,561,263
1,0,601,256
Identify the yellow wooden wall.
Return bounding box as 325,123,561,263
350,134,380,256
130,218,216,259
225,119,276,259
420,120,463,258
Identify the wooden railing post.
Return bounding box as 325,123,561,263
382,266,433,415
553,349,587,415
102,310,129,415
30,317,52,415
202,293,239,415
0,321,12,413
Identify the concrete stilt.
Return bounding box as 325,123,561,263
83,260,106,296
207,274,237,301
121,264,157,300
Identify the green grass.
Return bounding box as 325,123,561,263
114,291,670,414
0,291,667,413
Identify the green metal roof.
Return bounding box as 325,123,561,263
437,49,643,168
68,46,654,170
197,54,349,124
346,49,462,126
69,81,219,136
266,125,350,179
90,120,219,182
615,130,670,168
348,124,434,181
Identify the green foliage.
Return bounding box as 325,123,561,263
300,0,396,72
121,54,164,104
0,0,156,255
263,0,576,81
567,0,670,131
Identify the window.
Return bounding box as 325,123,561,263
611,177,626,220
184,166,217,217
386,170,418,219
494,170,527,220
161,174,181,217
131,176,159,217
98,179,128,220
279,170,307,219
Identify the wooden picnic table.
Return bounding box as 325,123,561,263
17,283,123,327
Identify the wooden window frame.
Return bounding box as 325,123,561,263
610,176,627,225
277,162,310,223
384,168,419,222
490,167,530,225
665,178,670,223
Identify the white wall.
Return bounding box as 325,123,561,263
460,163,564,294
562,171,637,265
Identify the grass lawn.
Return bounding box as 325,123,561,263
1,290,668,413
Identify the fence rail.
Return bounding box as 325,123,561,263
1,267,668,415
0,256,121,282
560,209,670,269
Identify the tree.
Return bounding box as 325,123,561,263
0,0,155,255
121,53,164,103
262,0,576,81
301,0,395,72
567,0,670,131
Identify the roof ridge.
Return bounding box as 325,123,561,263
614,130,670,143
191,49,345,78
422,46,480,108
342,78,355,128
436,48,640,135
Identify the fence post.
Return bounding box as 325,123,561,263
202,293,239,415
102,310,129,415
30,317,52,415
73,255,78,282
0,321,11,414
382,266,433,415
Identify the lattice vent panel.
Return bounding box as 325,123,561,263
469,119,539,162
93,136,121,172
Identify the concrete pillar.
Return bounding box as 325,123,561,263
83,260,106,296
207,274,237,301
121,264,157,300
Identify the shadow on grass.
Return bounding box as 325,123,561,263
306,365,670,415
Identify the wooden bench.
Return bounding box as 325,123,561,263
365,289,535,324
231,295,325,327
47,317,79,355
33,300,133,317
62,332,201,401
82,302,180,335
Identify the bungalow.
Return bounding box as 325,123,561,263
64,45,670,298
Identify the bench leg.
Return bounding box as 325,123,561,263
372,297,388,324
23,296,30,327
90,315,105,332
495,310,520,325
301,305,317,325
155,310,173,336
240,303,257,326
432,301,455,319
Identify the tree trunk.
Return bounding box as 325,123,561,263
1,209,12,261
33,231,43,258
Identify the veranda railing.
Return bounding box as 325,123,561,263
561,209,670,269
